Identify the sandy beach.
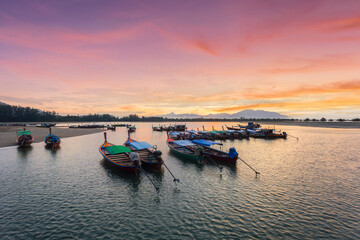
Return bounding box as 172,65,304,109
0,126,104,148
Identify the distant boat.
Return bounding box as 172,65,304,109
78,124,104,128
37,123,56,128
225,125,242,130
99,133,141,174
191,139,238,164
152,124,164,132
166,137,205,163
107,125,116,131
127,125,136,132
17,129,34,147
250,129,287,139
124,137,163,169
44,128,61,149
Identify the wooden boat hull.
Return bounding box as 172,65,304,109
44,135,61,148
45,142,61,148
204,151,237,164
17,135,34,147
99,142,140,174
251,134,286,139
124,138,163,169
191,145,237,164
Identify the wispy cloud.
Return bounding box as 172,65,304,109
244,79,360,99
261,56,357,74
316,16,360,32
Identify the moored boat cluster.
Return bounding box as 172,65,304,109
157,122,287,140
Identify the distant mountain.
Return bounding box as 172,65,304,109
0,101,9,106
161,112,202,119
230,109,288,119
161,109,289,119
203,113,232,119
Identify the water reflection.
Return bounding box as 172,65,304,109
16,146,33,158
144,168,164,181
45,145,61,158
101,159,139,180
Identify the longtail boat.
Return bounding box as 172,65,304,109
124,137,163,169
166,137,205,163
99,133,141,174
17,129,34,147
191,139,238,164
44,128,61,149
107,125,116,130
250,129,287,139
226,125,242,130
37,123,56,128
127,125,136,132
152,125,163,132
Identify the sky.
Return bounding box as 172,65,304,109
0,0,360,119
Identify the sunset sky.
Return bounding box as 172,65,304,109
1,0,360,118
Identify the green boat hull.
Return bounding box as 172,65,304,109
167,140,205,163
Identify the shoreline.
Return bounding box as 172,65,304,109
0,126,104,148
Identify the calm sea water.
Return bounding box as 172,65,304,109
0,122,359,239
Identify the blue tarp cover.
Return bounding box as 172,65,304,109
129,141,153,150
192,139,222,147
173,140,195,146
247,129,257,133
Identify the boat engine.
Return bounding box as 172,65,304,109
228,147,238,159
130,152,140,166
153,150,162,160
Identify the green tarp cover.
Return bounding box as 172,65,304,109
105,145,131,155
17,130,32,136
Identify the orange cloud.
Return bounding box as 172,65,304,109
244,79,360,99
317,16,360,32
215,96,360,113
189,40,218,56
261,56,357,74
153,25,219,56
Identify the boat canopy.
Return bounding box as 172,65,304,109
129,141,153,150
192,139,222,147
188,130,198,134
17,130,32,136
173,140,195,146
170,132,189,136
246,129,257,133
105,145,131,155
44,134,60,142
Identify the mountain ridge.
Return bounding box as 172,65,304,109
160,109,289,119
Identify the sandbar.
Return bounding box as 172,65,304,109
0,126,104,148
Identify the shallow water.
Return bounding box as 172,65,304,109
0,122,359,239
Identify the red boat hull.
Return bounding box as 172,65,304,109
17,135,34,147
205,153,237,164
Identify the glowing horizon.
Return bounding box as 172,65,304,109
1,0,360,118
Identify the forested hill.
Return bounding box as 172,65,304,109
0,103,119,122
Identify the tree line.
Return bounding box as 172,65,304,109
0,104,119,122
